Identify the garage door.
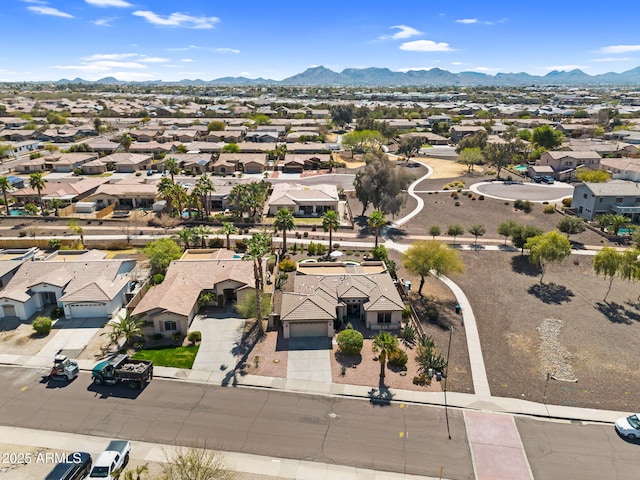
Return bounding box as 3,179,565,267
289,321,328,338
68,303,106,319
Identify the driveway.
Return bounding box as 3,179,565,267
190,309,244,372
470,181,574,203
36,317,106,359
286,337,332,382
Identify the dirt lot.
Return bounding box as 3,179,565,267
0,318,61,356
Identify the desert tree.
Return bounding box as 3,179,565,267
593,247,622,301
403,240,464,295
525,230,572,283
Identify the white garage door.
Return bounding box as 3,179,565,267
289,321,328,338
69,303,106,319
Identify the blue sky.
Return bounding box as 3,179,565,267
4,0,640,82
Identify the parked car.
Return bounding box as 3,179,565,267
89,441,130,480
615,413,640,439
44,452,92,480
542,175,555,184
533,175,543,183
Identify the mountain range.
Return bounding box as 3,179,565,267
58,65,640,87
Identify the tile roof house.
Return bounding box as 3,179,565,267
102,153,154,173
278,154,331,173
279,262,403,338
50,153,99,173
267,182,339,216
132,252,258,334
11,177,110,204
571,180,640,221
538,151,601,180
600,158,640,182
87,180,159,209
0,256,135,321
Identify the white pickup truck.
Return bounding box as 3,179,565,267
88,440,130,479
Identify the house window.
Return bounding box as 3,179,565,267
615,197,623,203
599,198,603,203
164,320,177,331
377,312,392,324
583,193,587,199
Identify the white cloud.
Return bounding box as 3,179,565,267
240,72,251,76
451,61,470,66
132,10,219,29
399,40,452,52
471,66,503,72
215,48,240,54
592,57,634,62
181,58,194,62
85,0,132,7
379,25,422,40
83,53,138,61
167,45,199,51
140,56,169,63
456,18,477,24
27,6,73,18
597,45,640,54
93,17,116,26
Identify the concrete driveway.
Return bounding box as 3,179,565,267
286,337,332,382
190,309,244,372
36,317,106,359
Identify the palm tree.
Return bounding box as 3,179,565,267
322,209,340,254
67,219,84,247
164,157,180,182
367,210,386,248
29,172,45,206
227,184,247,219
218,222,239,250
372,332,398,379
0,176,13,215
108,312,144,347
273,208,296,252
193,225,212,248
119,133,132,152
174,227,195,249
168,183,187,217
48,198,66,217
245,232,271,336
195,173,215,217
597,213,631,236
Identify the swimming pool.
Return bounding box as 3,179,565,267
9,208,30,216
513,165,528,172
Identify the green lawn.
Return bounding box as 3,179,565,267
131,345,199,369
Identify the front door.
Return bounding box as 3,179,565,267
2,305,16,317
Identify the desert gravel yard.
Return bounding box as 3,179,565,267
450,249,640,412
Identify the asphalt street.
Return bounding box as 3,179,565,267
1,367,639,479
0,368,475,480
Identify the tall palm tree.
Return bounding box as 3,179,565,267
597,213,631,236
164,157,180,182
29,172,45,206
67,219,84,247
322,209,340,254
108,311,144,347
227,184,247,219
245,232,271,336
195,173,215,217
218,222,239,250
372,332,398,379
168,183,187,217
0,176,13,216
368,210,387,248
273,208,296,252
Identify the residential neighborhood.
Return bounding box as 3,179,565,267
3,79,640,480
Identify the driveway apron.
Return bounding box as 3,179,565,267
191,312,244,372
286,337,332,382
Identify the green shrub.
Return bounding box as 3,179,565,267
47,238,61,249
402,306,412,320
426,306,439,323
188,331,202,343
315,243,327,255
235,239,247,252
278,258,297,272
150,273,165,285
514,199,533,213
32,316,52,335
208,237,224,248
336,328,364,355
333,243,340,250
388,348,408,368
153,333,164,341
479,195,485,200
562,197,572,207
51,307,64,319
542,204,556,214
